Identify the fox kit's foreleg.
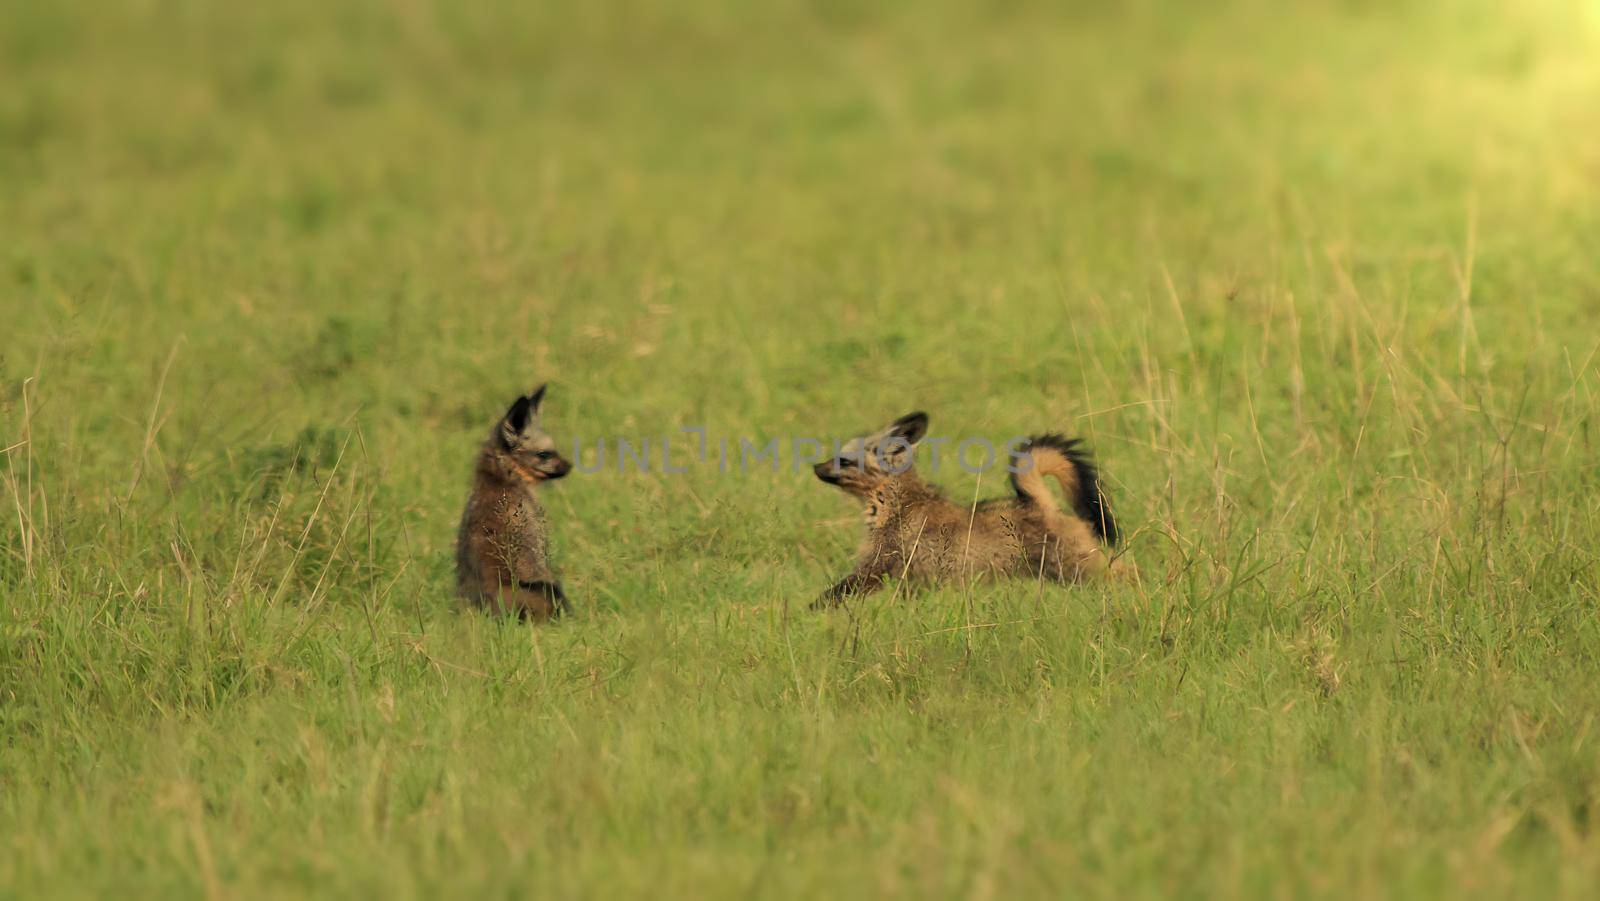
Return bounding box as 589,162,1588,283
812,554,898,609
520,579,568,616
496,579,568,621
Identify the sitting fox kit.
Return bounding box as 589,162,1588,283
456,385,573,621
812,412,1122,605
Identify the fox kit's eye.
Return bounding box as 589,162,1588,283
535,451,555,461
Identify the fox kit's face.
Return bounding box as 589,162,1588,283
496,385,571,481
814,411,929,501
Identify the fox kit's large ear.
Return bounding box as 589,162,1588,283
873,411,928,472
500,395,533,445
527,383,547,416
889,411,929,446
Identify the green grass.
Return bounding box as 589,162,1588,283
5,0,1600,896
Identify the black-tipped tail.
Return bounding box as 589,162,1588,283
1013,433,1120,546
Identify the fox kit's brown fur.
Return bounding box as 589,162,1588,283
811,411,1126,606
457,385,573,621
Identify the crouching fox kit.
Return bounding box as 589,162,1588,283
812,411,1127,606
457,385,573,621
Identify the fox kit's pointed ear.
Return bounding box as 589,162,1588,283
528,383,547,416
870,411,928,472
890,411,929,446
501,395,533,444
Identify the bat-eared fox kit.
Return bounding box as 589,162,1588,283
811,411,1129,607
456,385,573,621
456,389,1129,621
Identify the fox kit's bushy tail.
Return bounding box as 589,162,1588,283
1011,434,1119,545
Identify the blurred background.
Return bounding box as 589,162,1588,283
5,0,1598,594
4,0,1600,661
4,3,1600,893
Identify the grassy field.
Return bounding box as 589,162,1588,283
4,0,1600,896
